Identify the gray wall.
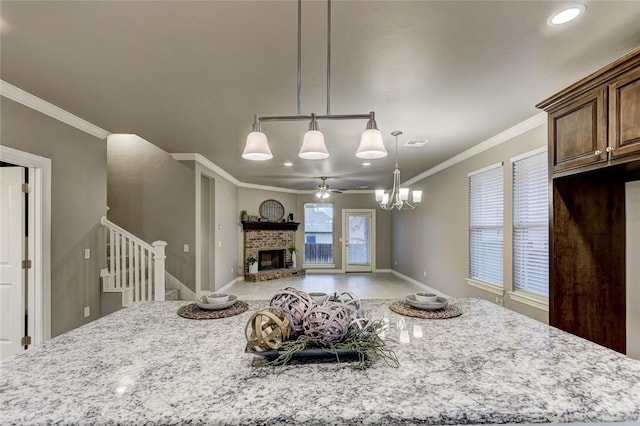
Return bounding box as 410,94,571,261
192,162,239,290
392,124,548,323
107,136,196,291
1,98,107,337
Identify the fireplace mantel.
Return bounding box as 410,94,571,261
242,221,299,231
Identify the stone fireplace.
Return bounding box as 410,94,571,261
242,221,305,281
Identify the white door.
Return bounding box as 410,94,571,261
0,167,26,360
344,210,374,272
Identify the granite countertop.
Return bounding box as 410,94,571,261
1,298,640,425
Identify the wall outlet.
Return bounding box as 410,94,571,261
394,260,398,266
231,267,234,274
84,249,91,259
218,241,222,248
183,244,189,253
423,270,427,277
84,306,90,317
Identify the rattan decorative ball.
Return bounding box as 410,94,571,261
269,287,314,336
334,291,364,319
302,302,350,343
245,307,291,351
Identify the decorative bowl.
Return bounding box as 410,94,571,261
206,293,230,304
415,292,438,303
309,292,329,303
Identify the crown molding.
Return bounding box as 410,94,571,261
1,79,548,194
402,112,547,187
0,79,110,140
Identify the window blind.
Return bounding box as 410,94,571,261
469,164,504,286
512,151,549,296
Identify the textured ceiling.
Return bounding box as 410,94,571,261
1,1,639,190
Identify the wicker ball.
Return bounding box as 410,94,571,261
269,287,314,336
302,302,350,343
334,291,364,319
245,307,291,351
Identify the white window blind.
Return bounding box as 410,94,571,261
469,163,504,286
512,151,549,296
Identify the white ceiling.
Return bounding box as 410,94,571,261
1,1,639,190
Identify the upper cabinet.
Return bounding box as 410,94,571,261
609,66,640,160
538,48,640,176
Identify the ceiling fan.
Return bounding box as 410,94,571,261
315,177,346,199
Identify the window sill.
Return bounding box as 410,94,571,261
466,278,504,296
302,263,335,269
507,290,549,311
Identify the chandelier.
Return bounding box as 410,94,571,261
375,131,422,210
241,0,387,162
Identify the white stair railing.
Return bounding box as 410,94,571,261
100,216,167,302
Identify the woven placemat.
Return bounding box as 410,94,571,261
177,301,249,320
389,301,462,319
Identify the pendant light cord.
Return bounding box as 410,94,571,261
297,0,302,116
327,0,331,115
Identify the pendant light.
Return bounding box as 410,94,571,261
299,114,330,159
242,116,273,160
241,0,387,162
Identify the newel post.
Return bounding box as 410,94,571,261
152,241,167,301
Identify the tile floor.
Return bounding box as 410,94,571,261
225,272,442,300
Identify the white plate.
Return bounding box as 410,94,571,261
405,295,447,311
195,295,238,310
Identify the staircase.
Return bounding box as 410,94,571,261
100,216,176,307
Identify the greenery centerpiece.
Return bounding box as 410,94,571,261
245,288,398,369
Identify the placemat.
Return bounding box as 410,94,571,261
177,301,249,320
389,301,462,319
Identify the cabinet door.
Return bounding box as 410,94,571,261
549,87,607,173
609,67,640,160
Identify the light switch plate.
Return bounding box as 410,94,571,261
84,249,91,259
183,244,189,252
218,241,223,248
84,306,90,317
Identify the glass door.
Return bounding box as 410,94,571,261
345,211,372,272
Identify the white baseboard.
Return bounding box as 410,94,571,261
165,271,195,300
391,270,452,298
306,268,345,274
216,276,244,293
373,269,392,273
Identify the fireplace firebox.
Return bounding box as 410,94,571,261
258,249,285,271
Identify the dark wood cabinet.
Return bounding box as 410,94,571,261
549,87,607,172
609,66,640,161
538,47,640,354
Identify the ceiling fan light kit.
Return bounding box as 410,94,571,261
376,131,422,211
241,0,387,162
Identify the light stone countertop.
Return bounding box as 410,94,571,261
1,298,640,425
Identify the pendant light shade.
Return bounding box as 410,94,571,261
242,119,273,160
356,114,387,159
299,115,330,160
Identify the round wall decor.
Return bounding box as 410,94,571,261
259,199,285,221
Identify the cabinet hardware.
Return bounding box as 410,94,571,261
594,150,602,156
606,146,615,153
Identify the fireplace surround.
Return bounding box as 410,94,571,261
242,221,305,281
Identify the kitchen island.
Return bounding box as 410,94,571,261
1,298,639,425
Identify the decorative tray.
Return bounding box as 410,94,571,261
245,344,360,360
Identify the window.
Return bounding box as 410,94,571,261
304,203,333,264
512,150,549,297
469,163,504,286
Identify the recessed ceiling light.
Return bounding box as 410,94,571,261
548,5,585,25
362,162,371,166
357,185,369,189
283,161,293,167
